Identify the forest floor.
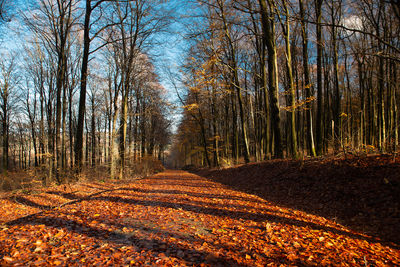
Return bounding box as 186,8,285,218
0,155,400,266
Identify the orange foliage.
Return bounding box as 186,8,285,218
0,167,399,266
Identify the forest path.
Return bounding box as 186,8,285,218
1,169,399,266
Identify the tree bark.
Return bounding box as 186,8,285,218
315,0,323,155
75,0,92,171
299,0,316,157
259,0,283,158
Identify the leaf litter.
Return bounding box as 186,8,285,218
0,160,399,266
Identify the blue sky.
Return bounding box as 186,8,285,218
0,0,200,132
151,0,199,132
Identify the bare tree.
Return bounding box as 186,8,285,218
0,55,18,171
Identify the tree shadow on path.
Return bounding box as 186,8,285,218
195,157,400,247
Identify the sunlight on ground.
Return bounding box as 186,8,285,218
1,170,399,266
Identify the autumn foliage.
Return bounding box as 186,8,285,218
1,164,399,266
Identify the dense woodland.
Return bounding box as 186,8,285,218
0,1,400,265
170,0,400,167
0,0,399,184
0,0,172,187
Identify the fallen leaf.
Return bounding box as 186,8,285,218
3,256,13,262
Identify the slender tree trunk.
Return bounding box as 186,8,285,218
31,127,38,167
39,88,45,166
315,0,323,155
68,85,74,169
231,90,238,163
280,1,297,158
61,77,67,169
218,1,250,163
119,87,128,178
91,97,96,167
75,0,92,171
357,58,365,149
211,84,219,167
259,0,283,158
110,110,118,179
392,62,398,150
378,56,385,151
299,0,316,157
2,104,8,171
330,4,341,153
141,97,146,157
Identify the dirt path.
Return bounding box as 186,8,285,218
1,170,399,266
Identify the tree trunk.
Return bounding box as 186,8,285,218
280,1,297,158
299,0,316,157
75,0,92,172
330,3,341,153
259,0,283,158
315,0,323,155
218,0,250,163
